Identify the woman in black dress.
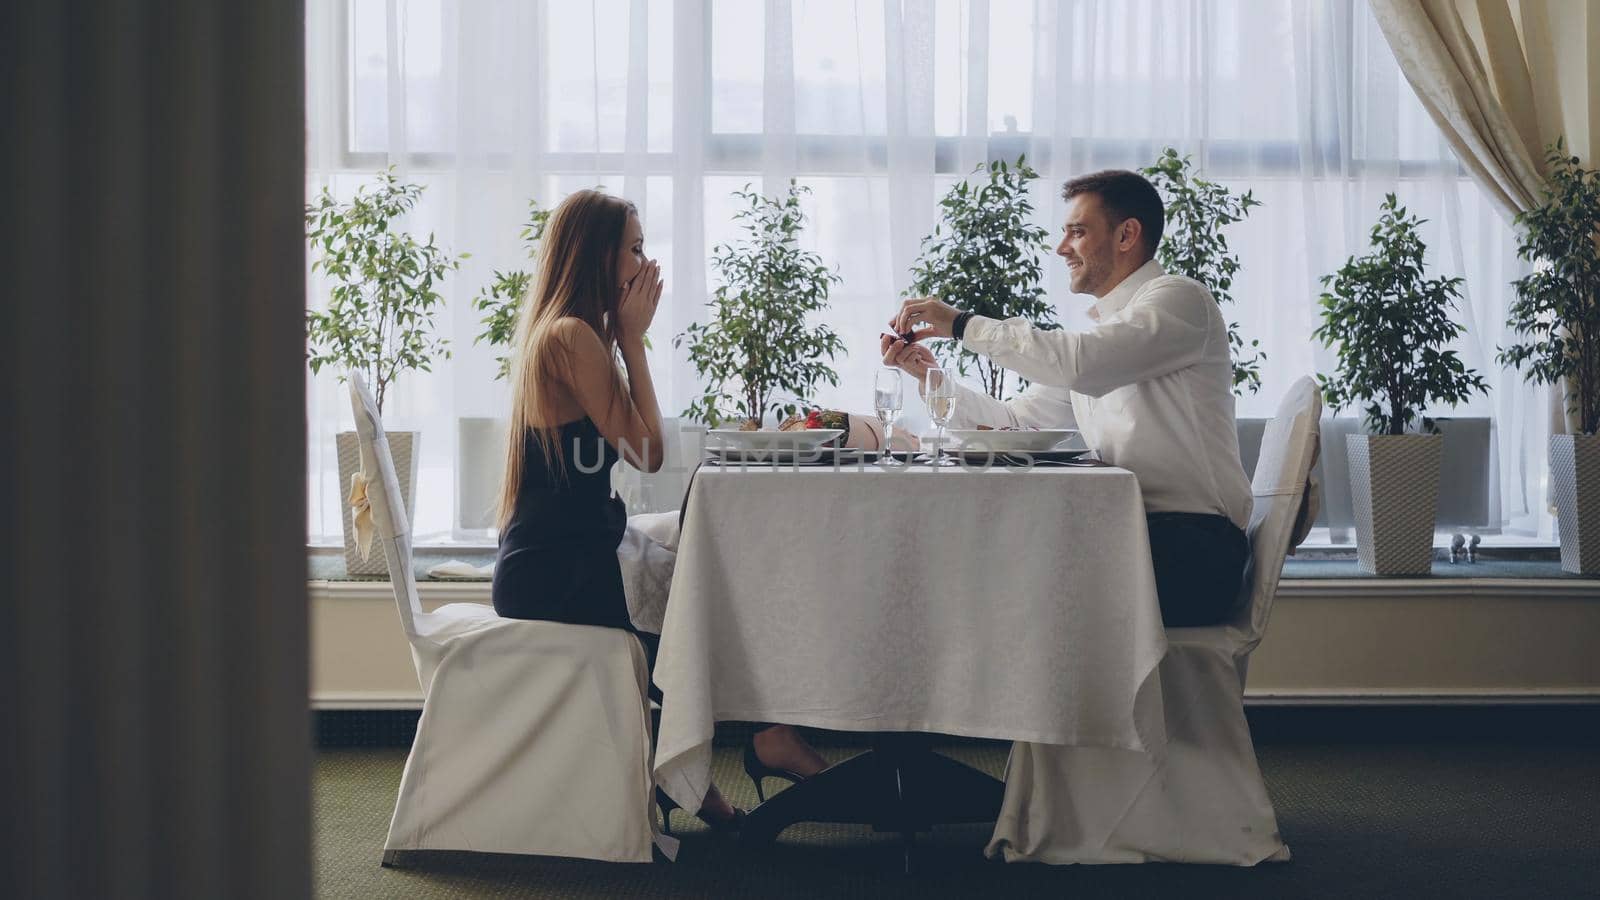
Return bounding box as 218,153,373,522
491,189,826,830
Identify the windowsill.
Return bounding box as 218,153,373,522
308,538,497,551
307,545,1582,586
307,536,1560,555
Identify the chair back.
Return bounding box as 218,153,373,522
1231,376,1322,656
348,374,427,642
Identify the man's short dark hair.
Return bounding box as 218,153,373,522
1061,170,1165,258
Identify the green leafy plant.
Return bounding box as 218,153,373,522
1498,139,1600,435
1313,194,1487,435
471,188,649,379
675,181,845,428
305,168,465,414
472,199,552,380
907,156,1056,400
1141,148,1265,395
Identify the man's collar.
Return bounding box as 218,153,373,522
1092,258,1165,319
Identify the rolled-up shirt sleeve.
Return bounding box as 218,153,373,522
961,280,1214,397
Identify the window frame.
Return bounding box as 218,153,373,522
328,0,1466,181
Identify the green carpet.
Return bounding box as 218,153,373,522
314,740,1599,899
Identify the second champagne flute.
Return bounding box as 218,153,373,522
924,367,957,467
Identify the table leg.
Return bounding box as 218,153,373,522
739,733,1004,848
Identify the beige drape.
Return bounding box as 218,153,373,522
1371,0,1600,438
1369,0,1600,220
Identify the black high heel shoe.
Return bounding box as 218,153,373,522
655,787,745,835
743,737,807,803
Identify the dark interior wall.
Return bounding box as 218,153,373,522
2,2,310,897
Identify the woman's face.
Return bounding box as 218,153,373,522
616,213,645,296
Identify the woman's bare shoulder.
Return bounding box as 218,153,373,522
544,318,612,367
547,316,600,346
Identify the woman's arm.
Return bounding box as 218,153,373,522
616,337,666,471
553,320,667,473
552,262,667,471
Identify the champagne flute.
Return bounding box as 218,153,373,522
873,368,903,460
924,367,957,466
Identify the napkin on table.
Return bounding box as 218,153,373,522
619,511,680,634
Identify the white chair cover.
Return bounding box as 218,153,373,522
986,376,1322,865
347,376,666,863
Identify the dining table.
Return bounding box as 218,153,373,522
651,448,1171,862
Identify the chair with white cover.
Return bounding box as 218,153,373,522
987,376,1322,865
345,375,664,865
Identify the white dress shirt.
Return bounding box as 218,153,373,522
950,259,1253,531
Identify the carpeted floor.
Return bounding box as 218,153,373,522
314,740,1599,899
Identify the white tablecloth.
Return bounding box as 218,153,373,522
652,462,1169,814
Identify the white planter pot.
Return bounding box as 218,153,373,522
613,419,708,515
1236,416,1492,533
1346,434,1442,576
336,430,419,577
456,418,508,533
1550,433,1600,576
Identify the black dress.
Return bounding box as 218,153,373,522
492,418,635,632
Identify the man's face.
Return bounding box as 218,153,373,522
1056,193,1125,298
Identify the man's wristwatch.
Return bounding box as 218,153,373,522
952,309,975,340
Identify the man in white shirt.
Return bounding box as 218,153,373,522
882,169,1253,627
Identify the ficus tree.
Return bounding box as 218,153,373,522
472,198,553,380
676,181,845,428
471,187,651,379
906,156,1058,400
1498,139,1600,435
1314,194,1487,435
1141,148,1265,395
305,168,464,415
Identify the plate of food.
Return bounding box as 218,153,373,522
946,426,1079,452
707,427,844,451
708,408,848,450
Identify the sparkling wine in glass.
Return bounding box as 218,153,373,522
925,367,957,466
873,368,903,458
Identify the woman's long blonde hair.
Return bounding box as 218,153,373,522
497,189,637,530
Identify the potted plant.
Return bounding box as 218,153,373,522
471,191,654,367
306,169,464,575
676,180,845,428
1141,148,1265,395
1498,140,1600,574
1314,194,1488,575
906,156,1056,400
472,198,552,380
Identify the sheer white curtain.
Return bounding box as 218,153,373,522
305,0,1546,544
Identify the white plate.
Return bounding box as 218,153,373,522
707,428,844,450
706,446,862,465
939,448,1091,465
947,428,1078,452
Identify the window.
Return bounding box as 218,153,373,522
305,0,1546,545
